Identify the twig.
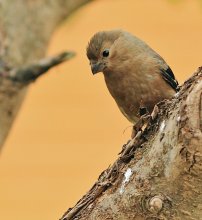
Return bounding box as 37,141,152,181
8,51,75,83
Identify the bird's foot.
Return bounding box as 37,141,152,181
139,106,148,116
131,114,151,139
131,105,159,139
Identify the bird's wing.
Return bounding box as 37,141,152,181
160,66,179,92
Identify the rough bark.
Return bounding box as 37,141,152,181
61,68,202,220
0,0,92,151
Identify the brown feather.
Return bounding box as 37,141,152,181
86,30,178,124
86,30,122,60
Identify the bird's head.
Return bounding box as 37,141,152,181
86,30,123,75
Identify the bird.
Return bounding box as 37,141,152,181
86,30,179,126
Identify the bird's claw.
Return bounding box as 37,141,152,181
131,114,151,139
131,104,160,139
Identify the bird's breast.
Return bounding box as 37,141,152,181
103,71,142,123
103,67,175,123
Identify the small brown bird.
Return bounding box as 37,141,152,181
86,30,179,124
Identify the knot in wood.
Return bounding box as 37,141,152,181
148,195,163,213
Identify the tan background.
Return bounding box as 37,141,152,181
1,0,202,219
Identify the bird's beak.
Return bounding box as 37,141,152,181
91,62,103,75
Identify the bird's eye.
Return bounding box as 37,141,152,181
102,49,109,57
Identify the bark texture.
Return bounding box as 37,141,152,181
61,68,202,220
0,0,92,151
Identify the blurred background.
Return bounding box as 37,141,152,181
0,0,202,219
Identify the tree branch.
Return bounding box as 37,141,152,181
61,67,202,220
0,0,92,151
8,51,75,83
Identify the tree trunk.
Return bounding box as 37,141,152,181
0,0,92,151
61,68,202,220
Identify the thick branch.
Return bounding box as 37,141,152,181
61,67,202,220
0,0,92,151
